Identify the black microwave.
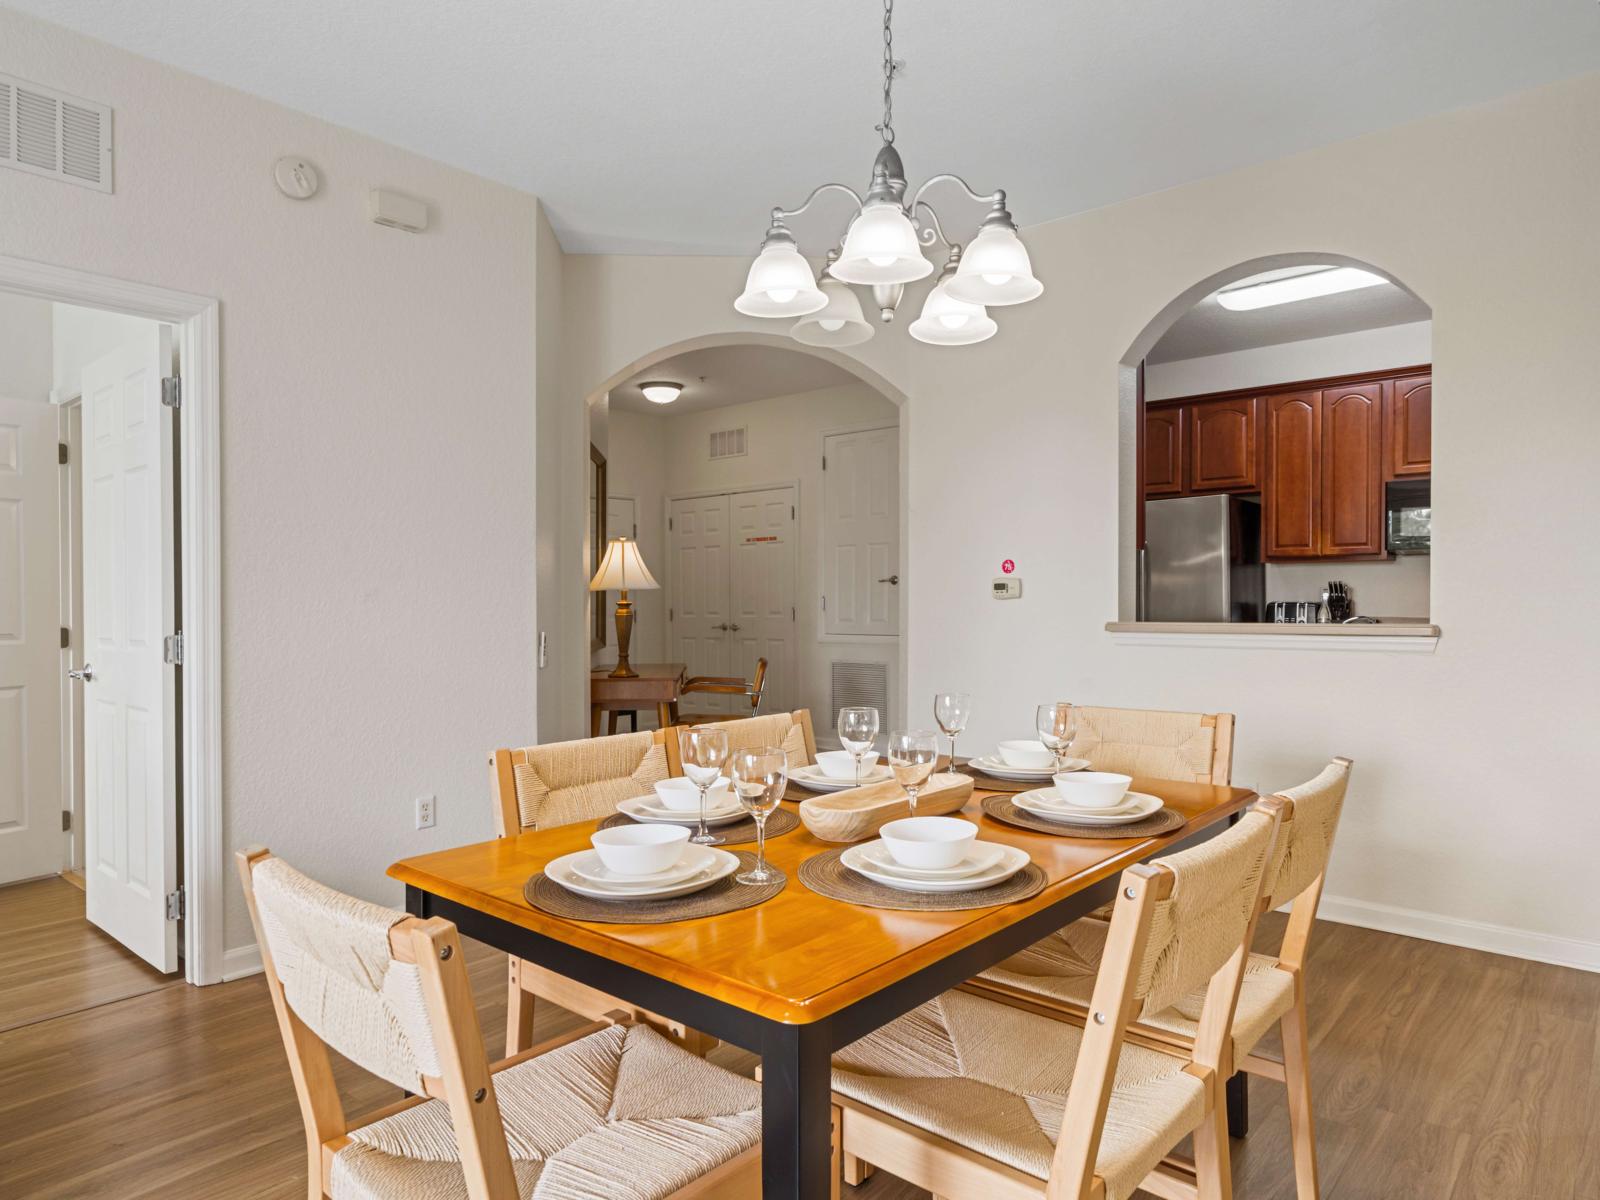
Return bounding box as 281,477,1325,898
1386,480,1430,555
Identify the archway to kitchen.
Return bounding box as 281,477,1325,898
575,331,911,751
1116,253,1434,628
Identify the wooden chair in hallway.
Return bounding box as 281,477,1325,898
668,658,768,725
236,847,761,1200
969,757,1353,1200
664,706,817,771
1069,705,1236,785
830,798,1286,1200
490,729,714,1056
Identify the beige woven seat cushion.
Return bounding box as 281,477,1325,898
696,711,811,767
331,1023,760,1200
978,918,1294,1062
832,989,1204,1200
512,732,670,831
1071,706,1220,784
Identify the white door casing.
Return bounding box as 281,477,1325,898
823,427,900,636
81,328,180,973
669,494,733,713
729,486,796,716
0,395,65,884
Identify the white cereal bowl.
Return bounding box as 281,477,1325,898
878,817,978,870
652,777,733,811
998,740,1056,770
1052,771,1132,809
815,750,863,781
590,824,690,875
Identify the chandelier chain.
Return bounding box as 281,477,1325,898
877,0,896,144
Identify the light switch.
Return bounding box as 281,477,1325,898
992,577,1022,600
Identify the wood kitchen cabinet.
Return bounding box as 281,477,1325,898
1263,391,1320,558
1387,372,1432,478
1189,396,1260,492
1318,382,1385,557
1143,405,1185,496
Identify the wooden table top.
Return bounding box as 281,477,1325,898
589,662,686,684
389,776,1255,1024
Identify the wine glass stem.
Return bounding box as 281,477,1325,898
696,785,709,841
907,787,918,817
949,733,958,772
754,814,767,875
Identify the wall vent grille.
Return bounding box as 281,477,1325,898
0,73,112,192
829,661,889,733
709,426,747,460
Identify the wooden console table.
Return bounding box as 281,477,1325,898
588,662,686,736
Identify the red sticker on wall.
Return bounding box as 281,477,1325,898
1001,559,1015,574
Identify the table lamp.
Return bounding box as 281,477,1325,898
588,536,659,679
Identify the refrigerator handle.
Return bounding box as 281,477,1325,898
1136,546,1148,620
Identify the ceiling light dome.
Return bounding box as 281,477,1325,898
909,279,996,346
830,202,934,286
733,226,828,318
792,276,874,347
945,221,1043,306
638,381,683,404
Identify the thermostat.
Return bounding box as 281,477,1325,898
992,577,1022,600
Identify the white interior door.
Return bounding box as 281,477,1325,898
0,395,65,884
81,327,179,973
668,494,733,712
729,487,797,715
823,427,900,636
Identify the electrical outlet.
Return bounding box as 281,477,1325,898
415,795,436,830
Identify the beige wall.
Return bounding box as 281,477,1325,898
0,292,53,402
560,73,1600,963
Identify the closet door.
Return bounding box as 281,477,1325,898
667,494,732,712
729,487,797,715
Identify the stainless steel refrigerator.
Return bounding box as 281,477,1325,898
1140,494,1264,622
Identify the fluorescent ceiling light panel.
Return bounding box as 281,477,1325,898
1215,267,1388,311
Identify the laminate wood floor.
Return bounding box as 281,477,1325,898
0,912,1595,1198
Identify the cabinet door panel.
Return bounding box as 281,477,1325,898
1320,383,1385,557
1388,374,1432,478
1264,391,1320,558
1189,396,1259,492
1144,406,1185,497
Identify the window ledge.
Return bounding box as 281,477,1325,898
1105,621,1440,653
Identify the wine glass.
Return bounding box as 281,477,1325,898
837,706,880,786
1035,702,1078,774
887,729,939,816
678,725,730,845
730,746,787,885
933,692,972,774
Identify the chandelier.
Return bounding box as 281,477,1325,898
733,0,1043,348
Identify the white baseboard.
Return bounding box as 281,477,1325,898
1316,894,1600,974
220,942,263,982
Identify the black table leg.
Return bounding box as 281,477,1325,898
760,1021,834,1199
1226,1070,1249,1137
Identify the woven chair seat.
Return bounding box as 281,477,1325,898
977,917,1295,1062
832,989,1204,1200
331,1024,759,1200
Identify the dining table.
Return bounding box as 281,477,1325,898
388,768,1258,1199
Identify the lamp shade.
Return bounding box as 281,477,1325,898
908,280,997,346
734,242,828,318
589,537,660,591
829,203,934,285
791,277,874,347
945,224,1043,306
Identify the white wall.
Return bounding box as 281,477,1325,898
0,9,543,960
559,72,1600,967
1145,320,1432,400
0,292,53,402
51,303,153,400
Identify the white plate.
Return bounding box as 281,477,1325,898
847,839,1008,882
1013,789,1162,825
789,763,894,792
841,841,1031,893
545,846,740,900
616,795,749,826
567,843,720,887
970,755,1091,781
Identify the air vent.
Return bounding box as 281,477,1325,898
709,426,747,460
830,661,889,732
0,74,112,193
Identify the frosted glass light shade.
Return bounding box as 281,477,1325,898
791,278,874,347
909,281,997,346
734,242,828,317
945,224,1043,306
830,203,934,285
589,537,659,591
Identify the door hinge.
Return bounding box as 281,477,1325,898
791,504,795,519
163,632,184,665
161,375,182,409
60,626,70,649
791,606,796,621
822,455,827,470
165,886,185,921
61,809,71,832
669,606,674,622
58,441,69,465
668,516,674,531
821,595,826,611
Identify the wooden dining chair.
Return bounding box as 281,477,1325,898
830,798,1285,1200
969,758,1352,1200
1069,705,1236,785
670,658,769,725
237,847,762,1200
490,729,714,1055
665,707,818,770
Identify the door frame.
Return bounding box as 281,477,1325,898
1,253,224,987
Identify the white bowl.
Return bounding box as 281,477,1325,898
590,824,690,875
815,750,865,781
878,817,978,870
998,740,1056,770
652,777,733,811
1051,771,1132,809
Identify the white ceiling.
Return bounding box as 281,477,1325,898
610,344,859,415
10,1,1599,254
1149,269,1432,363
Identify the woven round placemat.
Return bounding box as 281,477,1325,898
955,766,1037,795
980,793,1185,839
524,851,785,924
596,806,800,846
797,848,1047,912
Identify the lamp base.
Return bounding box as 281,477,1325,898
609,592,639,679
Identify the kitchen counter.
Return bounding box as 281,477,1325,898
1104,620,1440,652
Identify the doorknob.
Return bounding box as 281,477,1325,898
728,623,741,632
68,663,94,683
713,623,729,632
877,574,900,586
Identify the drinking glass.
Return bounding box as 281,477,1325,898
1035,702,1078,773
730,746,787,885
837,706,880,786
678,725,730,845
933,692,973,773
887,729,939,816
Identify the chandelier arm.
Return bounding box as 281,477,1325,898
911,200,955,250
909,174,1006,212
771,183,866,226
